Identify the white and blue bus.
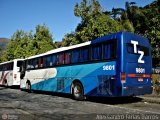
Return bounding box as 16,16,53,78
0,59,24,87
20,32,152,100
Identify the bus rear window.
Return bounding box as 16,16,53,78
126,44,149,56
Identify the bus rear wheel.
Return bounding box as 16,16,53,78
26,82,31,93
72,82,84,100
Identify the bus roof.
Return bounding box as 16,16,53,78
26,32,123,59
26,32,148,60
27,41,91,59
0,59,24,65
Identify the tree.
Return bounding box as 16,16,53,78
1,24,55,62
14,31,32,59
145,15,160,67
75,14,125,42
110,8,124,19
0,46,2,62
62,32,78,46
63,0,130,46
2,30,24,61
33,24,55,55
74,0,102,30
106,0,159,67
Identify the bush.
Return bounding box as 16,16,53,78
152,74,160,95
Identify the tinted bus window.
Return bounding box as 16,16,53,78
51,55,57,66
17,61,23,67
6,64,9,70
103,42,116,59
33,59,38,68
38,57,44,68
58,53,64,65
64,52,70,64
92,45,102,60
81,47,89,62
71,49,81,63
46,56,51,67
27,60,34,69
127,44,149,56
10,63,13,70
0,65,2,71
43,57,46,67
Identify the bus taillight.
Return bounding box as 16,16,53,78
121,72,126,83
14,74,17,79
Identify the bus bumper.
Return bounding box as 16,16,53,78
122,85,153,96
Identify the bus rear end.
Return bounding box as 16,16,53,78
121,33,152,96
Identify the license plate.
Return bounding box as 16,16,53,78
138,78,143,82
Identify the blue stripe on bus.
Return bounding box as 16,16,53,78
31,61,116,96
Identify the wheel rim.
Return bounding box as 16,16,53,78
28,84,31,90
26,83,30,90
74,85,82,98
26,83,28,89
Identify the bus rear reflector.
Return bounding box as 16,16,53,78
128,74,151,78
121,72,126,83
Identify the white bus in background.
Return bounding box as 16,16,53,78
0,59,24,87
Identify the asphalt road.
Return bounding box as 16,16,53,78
0,87,160,120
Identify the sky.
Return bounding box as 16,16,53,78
0,0,155,41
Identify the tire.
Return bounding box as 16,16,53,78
4,80,8,87
26,82,31,93
72,82,84,100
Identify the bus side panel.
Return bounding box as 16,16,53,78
5,70,13,86
0,70,13,86
0,71,6,85
22,61,118,97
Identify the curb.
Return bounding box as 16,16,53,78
140,97,160,104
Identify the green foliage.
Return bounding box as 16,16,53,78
152,74,160,95
62,33,78,46
33,24,55,54
1,24,55,62
0,46,3,62
142,3,160,67
121,19,134,32
75,14,125,42
63,0,130,46
106,0,160,67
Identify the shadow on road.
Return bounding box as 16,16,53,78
0,86,8,90
31,90,73,99
86,96,143,105
33,90,142,105
1,86,143,105
0,86,20,89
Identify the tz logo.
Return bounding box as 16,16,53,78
131,40,144,63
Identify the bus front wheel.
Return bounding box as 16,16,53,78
72,82,84,100
4,80,8,87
